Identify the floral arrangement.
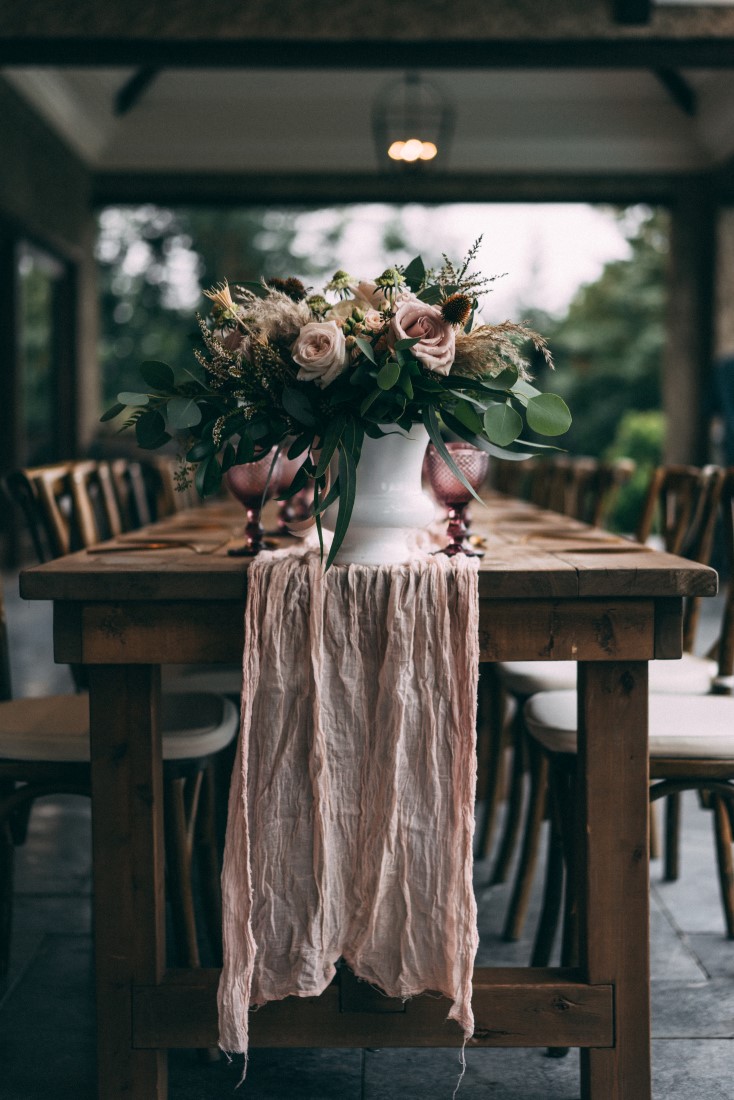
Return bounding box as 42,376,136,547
103,241,571,565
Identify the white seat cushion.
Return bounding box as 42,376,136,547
524,689,734,759
0,692,239,763
499,652,716,697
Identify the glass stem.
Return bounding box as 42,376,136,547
445,504,468,555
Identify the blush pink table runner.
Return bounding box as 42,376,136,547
218,546,480,1056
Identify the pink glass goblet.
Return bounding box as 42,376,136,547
270,451,310,535
426,442,489,557
224,449,280,557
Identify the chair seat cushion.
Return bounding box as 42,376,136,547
0,692,239,763
524,689,734,759
498,652,716,697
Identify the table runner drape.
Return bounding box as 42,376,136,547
218,546,480,1056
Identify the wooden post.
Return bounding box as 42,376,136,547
663,179,716,465
577,661,651,1100
88,664,168,1100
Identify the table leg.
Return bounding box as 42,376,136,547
577,661,651,1100
88,665,168,1099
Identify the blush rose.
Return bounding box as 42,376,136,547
389,294,456,375
292,320,349,388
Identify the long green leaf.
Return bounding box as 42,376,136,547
100,402,126,423
421,406,484,505
314,413,347,478
325,442,358,569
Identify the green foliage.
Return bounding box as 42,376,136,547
538,207,668,458
605,409,666,533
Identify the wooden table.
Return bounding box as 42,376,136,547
19,496,717,1100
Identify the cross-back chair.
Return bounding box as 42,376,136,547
475,464,725,946
524,465,734,973
1,461,240,979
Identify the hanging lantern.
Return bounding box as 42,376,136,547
372,73,454,171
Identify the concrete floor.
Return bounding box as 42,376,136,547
1,578,733,1098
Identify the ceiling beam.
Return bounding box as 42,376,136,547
2,38,734,69
654,68,698,116
114,67,160,116
91,169,711,209
612,0,652,25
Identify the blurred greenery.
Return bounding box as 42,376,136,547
604,409,666,532
96,206,359,410
95,204,669,521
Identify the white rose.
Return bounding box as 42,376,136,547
292,320,349,388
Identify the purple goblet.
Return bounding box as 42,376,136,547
426,442,489,557
224,449,280,556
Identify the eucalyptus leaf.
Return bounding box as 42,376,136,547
282,386,316,426
236,433,255,464
166,396,202,430
140,361,175,391
451,400,484,435
135,409,170,450
480,366,519,391
417,285,443,305
484,402,523,447
377,360,401,390
403,256,425,292
287,433,313,460
118,391,149,406
100,402,126,423
441,410,533,461
394,337,420,351
526,393,572,437
354,336,377,365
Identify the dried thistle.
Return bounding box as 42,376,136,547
441,293,473,326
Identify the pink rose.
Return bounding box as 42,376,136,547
353,280,387,309
362,309,384,333
389,293,456,375
292,320,349,388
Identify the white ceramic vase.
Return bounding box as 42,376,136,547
328,424,434,566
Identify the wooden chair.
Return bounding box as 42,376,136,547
475,465,725,944
0,571,239,976
523,466,734,970
109,458,152,530
1,461,241,975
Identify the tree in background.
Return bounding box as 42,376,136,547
539,206,668,459
96,206,357,410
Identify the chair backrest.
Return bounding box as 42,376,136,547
0,578,12,703
67,460,124,546
712,469,734,682
569,458,636,529
4,463,75,561
635,465,717,555
109,459,152,530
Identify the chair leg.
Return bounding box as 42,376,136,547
475,669,509,860
195,763,224,966
712,794,734,940
502,745,549,942
489,713,528,884
163,774,201,969
531,789,565,968
0,820,14,978
664,793,682,881
649,801,660,860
